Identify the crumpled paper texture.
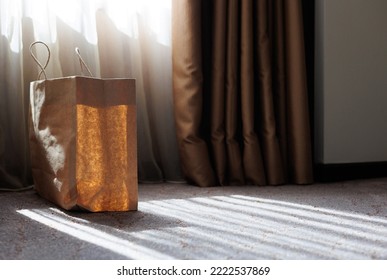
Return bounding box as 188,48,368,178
29,76,137,212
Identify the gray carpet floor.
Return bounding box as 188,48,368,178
1,178,387,259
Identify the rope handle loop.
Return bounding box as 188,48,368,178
29,41,50,80
75,47,94,77
29,41,94,79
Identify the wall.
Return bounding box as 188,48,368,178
315,0,387,163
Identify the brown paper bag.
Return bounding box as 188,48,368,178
28,42,137,211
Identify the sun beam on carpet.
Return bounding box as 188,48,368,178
16,194,387,259
17,208,173,259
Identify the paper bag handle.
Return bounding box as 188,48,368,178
30,41,94,79
75,47,94,77
29,41,50,80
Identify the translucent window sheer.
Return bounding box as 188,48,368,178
0,0,183,190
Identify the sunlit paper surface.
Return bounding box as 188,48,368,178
29,76,137,212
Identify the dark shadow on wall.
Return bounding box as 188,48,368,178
301,0,315,149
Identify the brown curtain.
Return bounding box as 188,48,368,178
172,0,313,187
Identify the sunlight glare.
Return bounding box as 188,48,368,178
103,0,171,46
17,208,172,259
0,0,22,52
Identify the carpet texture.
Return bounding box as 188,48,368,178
1,178,387,259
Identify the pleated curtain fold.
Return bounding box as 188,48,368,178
172,0,313,187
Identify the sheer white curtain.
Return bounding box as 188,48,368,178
0,0,182,190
